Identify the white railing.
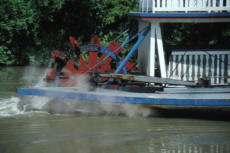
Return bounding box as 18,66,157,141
139,0,230,13
167,50,230,85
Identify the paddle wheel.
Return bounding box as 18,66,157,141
45,35,136,87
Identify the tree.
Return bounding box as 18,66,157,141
0,0,65,65
0,0,136,66
0,0,36,65
1,0,229,66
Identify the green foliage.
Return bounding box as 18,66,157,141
0,0,136,66
56,0,136,42
163,23,230,51
0,0,36,44
1,0,230,66
0,46,15,65
0,0,65,65
90,0,136,28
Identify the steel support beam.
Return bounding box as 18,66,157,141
115,26,150,74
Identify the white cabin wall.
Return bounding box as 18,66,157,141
138,21,151,75
138,21,167,77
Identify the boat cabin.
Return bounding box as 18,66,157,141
129,0,230,85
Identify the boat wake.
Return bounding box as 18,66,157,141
0,97,23,117
0,67,153,118
0,96,52,118
0,95,153,118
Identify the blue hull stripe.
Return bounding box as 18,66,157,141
128,12,230,18
17,88,230,106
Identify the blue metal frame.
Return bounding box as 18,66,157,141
17,88,230,106
100,46,118,60
121,34,130,49
115,25,150,74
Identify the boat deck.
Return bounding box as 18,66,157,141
18,87,230,106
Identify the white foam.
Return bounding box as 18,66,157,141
0,67,51,117
0,66,153,117
0,97,23,117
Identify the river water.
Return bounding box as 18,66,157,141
0,66,230,153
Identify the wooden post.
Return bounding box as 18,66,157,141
152,0,155,13
221,55,225,84
162,0,166,8
228,54,230,84
200,54,204,80
194,54,198,82
205,55,209,79
146,22,166,78
171,55,177,79
148,23,156,77
216,54,220,84
183,55,188,81
178,55,183,80
146,0,149,12
138,21,150,74
155,23,167,78
167,56,172,78
211,55,215,84
188,55,193,81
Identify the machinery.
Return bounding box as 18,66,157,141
45,34,137,87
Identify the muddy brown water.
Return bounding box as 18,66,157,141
0,66,230,153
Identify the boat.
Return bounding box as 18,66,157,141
18,0,230,109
